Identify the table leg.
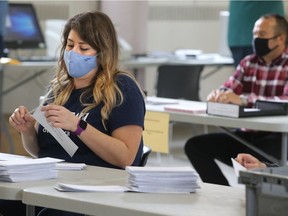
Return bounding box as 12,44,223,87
281,133,287,166
0,64,14,153
246,186,257,216
26,205,35,216
0,64,3,130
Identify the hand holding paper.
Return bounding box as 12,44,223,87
231,158,247,177
33,106,78,157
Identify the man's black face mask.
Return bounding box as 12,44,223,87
252,35,279,57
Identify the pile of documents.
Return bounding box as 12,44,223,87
0,156,63,182
126,166,200,193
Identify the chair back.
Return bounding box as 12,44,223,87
140,145,152,166
156,65,204,101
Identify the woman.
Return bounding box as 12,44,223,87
3,10,145,216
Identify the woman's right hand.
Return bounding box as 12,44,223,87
9,106,36,133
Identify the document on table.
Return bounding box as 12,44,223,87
0,153,31,161
125,166,200,193
0,157,63,182
146,97,179,105
33,106,78,157
164,101,207,114
55,163,87,170
55,183,127,192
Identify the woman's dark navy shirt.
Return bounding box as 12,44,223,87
37,75,146,169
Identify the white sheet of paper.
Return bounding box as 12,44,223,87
0,153,31,161
55,183,127,192
231,158,247,177
33,106,78,157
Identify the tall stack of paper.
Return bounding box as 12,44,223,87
0,157,63,182
126,166,200,193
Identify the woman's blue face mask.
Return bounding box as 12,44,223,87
64,50,97,78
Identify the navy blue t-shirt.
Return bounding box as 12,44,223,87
37,74,146,169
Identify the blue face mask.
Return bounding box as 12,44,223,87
64,50,97,78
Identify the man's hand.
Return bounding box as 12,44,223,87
207,89,242,105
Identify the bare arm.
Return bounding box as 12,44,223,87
235,153,266,169
9,106,39,157
42,104,142,168
207,89,243,105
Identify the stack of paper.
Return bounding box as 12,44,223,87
0,152,31,161
0,157,63,182
126,166,200,193
55,163,87,170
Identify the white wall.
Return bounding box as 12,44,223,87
144,1,233,97
101,1,148,55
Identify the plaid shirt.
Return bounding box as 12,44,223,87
221,49,288,107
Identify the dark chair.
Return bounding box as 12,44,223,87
156,65,204,101
156,64,208,135
140,145,152,166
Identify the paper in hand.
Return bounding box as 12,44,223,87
33,106,78,157
231,158,247,177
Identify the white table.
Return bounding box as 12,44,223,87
22,169,245,216
122,54,234,88
146,97,288,166
122,53,233,68
0,165,126,216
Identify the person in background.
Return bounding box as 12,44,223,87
235,153,279,169
2,10,146,216
185,14,288,186
228,0,284,67
0,0,8,58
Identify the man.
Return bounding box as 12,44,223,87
228,0,284,67
185,14,288,186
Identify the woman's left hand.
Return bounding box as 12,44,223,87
41,104,79,132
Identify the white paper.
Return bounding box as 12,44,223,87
231,158,247,177
214,159,244,188
0,157,63,182
33,106,78,157
0,157,63,167
55,163,87,170
0,153,31,161
125,166,200,193
55,183,127,192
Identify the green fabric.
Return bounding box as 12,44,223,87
228,0,284,47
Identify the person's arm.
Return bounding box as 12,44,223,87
41,104,142,168
78,124,142,168
9,106,40,157
206,61,247,106
235,153,267,169
222,57,288,106
20,126,39,157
